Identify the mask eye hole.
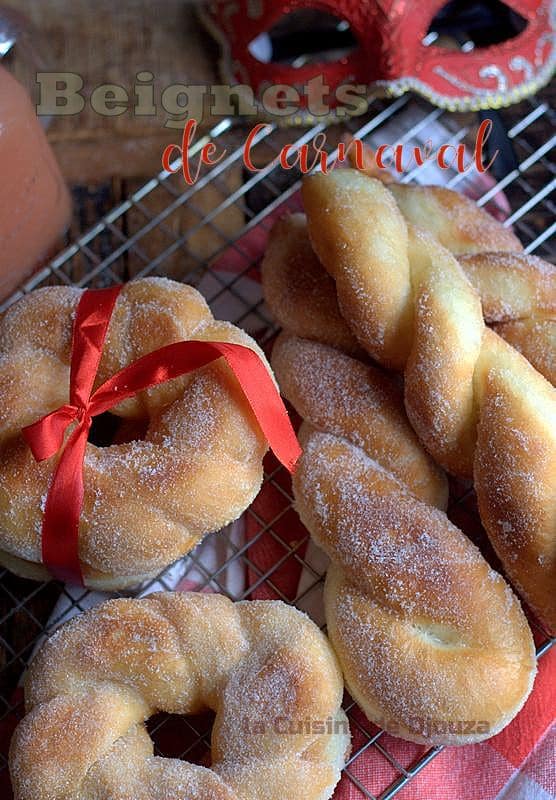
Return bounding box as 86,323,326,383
248,10,358,66
424,0,528,50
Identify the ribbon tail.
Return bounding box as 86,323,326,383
41,421,89,585
70,285,122,408
22,405,77,462
219,346,302,473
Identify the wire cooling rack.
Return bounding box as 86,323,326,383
0,93,555,800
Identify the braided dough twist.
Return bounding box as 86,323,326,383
9,592,350,800
262,213,555,383
271,334,448,510
271,335,536,745
0,278,270,589
388,181,555,383
301,170,556,634
386,182,523,255
344,139,523,255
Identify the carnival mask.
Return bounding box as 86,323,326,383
201,0,555,116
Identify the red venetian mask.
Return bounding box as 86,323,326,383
201,0,555,115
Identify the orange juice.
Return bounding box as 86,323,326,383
0,65,71,300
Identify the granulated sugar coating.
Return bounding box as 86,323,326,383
293,431,536,746
261,213,360,354
301,169,556,635
0,278,270,590
388,182,523,255
9,592,350,800
271,333,448,509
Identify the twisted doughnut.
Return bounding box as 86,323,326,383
346,137,521,254
270,335,536,745
0,278,270,589
9,592,350,800
301,170,556,634
386,182,523,255
262,213,555,383
459,252,555,384
271,334,448,510
371,176,555,381
387,179,554,380
294,432,536,746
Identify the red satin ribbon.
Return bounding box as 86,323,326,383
22,285,301,586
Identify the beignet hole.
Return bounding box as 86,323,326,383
88,412,148,448
147,709,215,767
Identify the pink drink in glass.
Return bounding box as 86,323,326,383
0,64,71,300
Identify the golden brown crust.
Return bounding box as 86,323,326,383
387,182,523,255
271,334,448,509
458,252,555,321
459,252,555,383
293,432,536,745
261,213,360,354
261,212,554,383
491,318,555,385
10,592,350,800
0,278,270,589
301,170,556,634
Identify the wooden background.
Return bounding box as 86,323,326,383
9,0,219,182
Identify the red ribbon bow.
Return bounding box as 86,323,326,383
22,285,301,586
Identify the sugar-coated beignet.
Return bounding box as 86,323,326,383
294,432,536,745
302,170,556,633
0,278,272,589
10,592,350,800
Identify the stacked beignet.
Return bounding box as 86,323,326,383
271,335,536,745
263,173,556,636
261,173,554,743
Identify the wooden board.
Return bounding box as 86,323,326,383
9,0,220,182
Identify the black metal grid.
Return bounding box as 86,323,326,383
0,93,554,800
